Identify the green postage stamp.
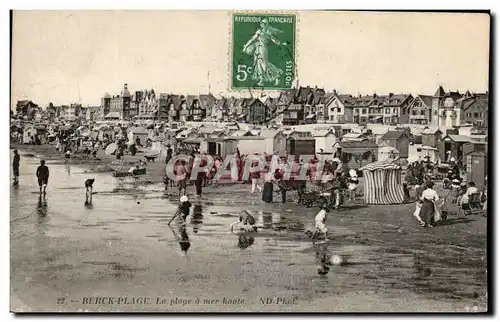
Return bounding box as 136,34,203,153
231,13,296,90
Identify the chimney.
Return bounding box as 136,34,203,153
373,93,377,98
389,93,394,97
333,89,337,96
124,83,128,90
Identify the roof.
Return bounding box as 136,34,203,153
383,94,411,106
297,86,313,103
215,98,227,108
462,96,488,112
198,94,216,108
17,100,36,107
197,126,219,135
379,146,399,153
313,129,334,137
337,94,357,106
320,92,336,104
259,129,281,138
176,129,192,137
412,94,433,108
168,95,184,110
434,86,445,97
443,134,471,143
287,131,313,139
231,130,249,137
336,141,378,149
312,89,326,105
104,112,121,119
343,132,364,138
277,89,296,105
470,134,488,141
360,160,401,171
421,127,442,135
381,130,407,141
186,95,199,107
264,97,277,108
241,98,254,107
444,91,462,101
220,136,266,141
128,126,148,134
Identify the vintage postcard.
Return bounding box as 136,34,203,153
10,10,490,313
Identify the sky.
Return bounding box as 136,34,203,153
11,10,490,107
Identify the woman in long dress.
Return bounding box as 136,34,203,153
419,181,440,228
242,18,286,87
262,167,274,203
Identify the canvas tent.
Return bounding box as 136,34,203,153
360,161,405,205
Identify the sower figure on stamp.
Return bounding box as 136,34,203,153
242,18,286,87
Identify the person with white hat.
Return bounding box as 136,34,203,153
169,195,192,226
347,169,359,201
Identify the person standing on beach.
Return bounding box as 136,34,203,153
65,148,72,163
194,155,207,197
12,149,20,185
165,144,173,164
36,160,49,195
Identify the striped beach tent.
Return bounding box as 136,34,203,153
360,160,405,205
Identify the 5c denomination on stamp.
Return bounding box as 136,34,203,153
231,13,296,90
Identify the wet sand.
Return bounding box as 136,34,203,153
10,146,488,312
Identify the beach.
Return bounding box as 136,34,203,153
10,144,488,312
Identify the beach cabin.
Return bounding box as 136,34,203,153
333,140,379,169
441,134,471,162
421,127,443,149
259,129,287,156
463,141,488,158
341,132,367,142
285,131,316,158
313,128,337,154
466,151,487,189
380,130,410,159
176,129,193,140
127,126,149,145
207,136,266,158
23,124,47,144
95,125,113,141
408,145,440,163
378,144,400,162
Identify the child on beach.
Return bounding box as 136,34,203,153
178,196,192,225
230,210,258,233
167,195,192,226
64,148,72,163
311,205,329,241
36,160,49,195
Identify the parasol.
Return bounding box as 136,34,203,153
105,142,118,155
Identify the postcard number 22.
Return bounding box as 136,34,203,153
236,65,253,82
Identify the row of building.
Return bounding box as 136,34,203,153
14,84,488,129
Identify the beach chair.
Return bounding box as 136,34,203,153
460,193,484,216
